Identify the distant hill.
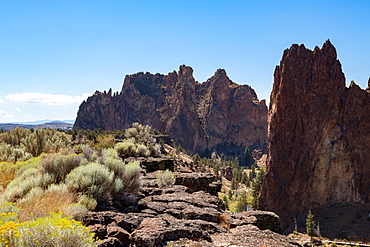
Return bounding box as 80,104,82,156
6,119,75,125
0,120,74,131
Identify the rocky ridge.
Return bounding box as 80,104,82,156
259,40,370,230
74,66,267,159
76,152,300,247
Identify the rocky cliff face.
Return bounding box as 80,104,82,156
259,40,370,228
74,65,267,156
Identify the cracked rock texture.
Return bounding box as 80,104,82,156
259,40,370,229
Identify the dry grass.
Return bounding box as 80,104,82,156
0,163,17,190
219,214,231,230
17,186,76,221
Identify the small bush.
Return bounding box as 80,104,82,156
21,128,70,157
81,145,99,162
156,169,176,188
0,127,30,146
115,141,138,158
137,144,150,157
125,122,155,146
95,134,115,151
103,157,126,178
101,148,120,160
121,161,141,193
0,203,20,223
77,194,97,210
62,203,89,217
0,212,97,247
65,162,123,206
40,153,82,183
4,170,55,202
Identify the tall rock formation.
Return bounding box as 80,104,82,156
259,40,370,228
74,65,267,157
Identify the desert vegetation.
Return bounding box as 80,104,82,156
0,123,163,245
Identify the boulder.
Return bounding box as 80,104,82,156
174,172,222,196
106,226,130,247
138,190,224,223
130,216,212,247
230,210,282,233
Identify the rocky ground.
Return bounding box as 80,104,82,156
74,151,370,247
74,155,300,247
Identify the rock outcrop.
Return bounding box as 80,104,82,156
259,40,370,228
78,169,291,247
74,66,267,158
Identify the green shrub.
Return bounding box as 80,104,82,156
103,156,126,178
156,169,176,188
77,194,97,210
81,145,99,162
62,203,89,217
121,161,141,193
137,144,150,157
101,148,120,160
115,141,138,158
0,212,97,247
4,170,55,202
124,123,161,157
0,203,20,223
21,128,70,157
125,122,155,146
0,127,30,146
95,134,115,151
236,191,250,212
65,162,123,206
40,153,82,183
306,210,316,236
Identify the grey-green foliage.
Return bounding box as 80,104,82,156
123,122,161,157
0,144,32,162
4,168,56,202
21,129,70,157
0,127,30,146
101,148,141,193
65,162,124,203
40,153,82,183
3,146,141,209
156,169,176,188
121,161,141,193
115,140,139,158
125,122,155,146
81,145,100,162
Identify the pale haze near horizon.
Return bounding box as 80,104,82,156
0,0,369,123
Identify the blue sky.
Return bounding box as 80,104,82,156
0,0,369,123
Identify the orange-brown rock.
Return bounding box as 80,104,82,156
259,40,370,229
74,65,267,157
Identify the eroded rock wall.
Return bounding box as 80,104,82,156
259,40,370,228
74,65,267,155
